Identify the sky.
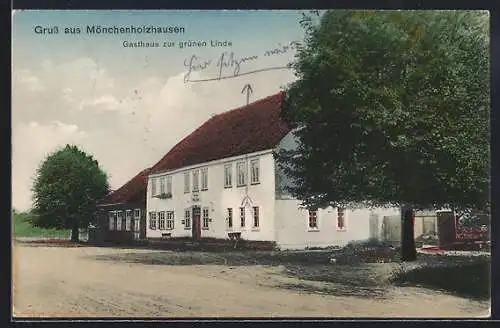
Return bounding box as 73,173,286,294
12,10,308,211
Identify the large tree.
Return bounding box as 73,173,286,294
32,144,110,242
278,10,490,261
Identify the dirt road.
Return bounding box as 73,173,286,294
12,243,489,318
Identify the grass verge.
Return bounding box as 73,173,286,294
389,257,490,300
12,211,70,239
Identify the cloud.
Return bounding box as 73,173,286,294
13,69,46,92
12,54,298,211
12,121,88,211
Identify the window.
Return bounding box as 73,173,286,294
253,207,260,228
166,175,172,194
149,212,157,230
224,164,232,188
250,159,260,184
184,209,191,229
201,168,208,190
113,211,118,231
160,177,165,194
308,210,318,229
337,207,346,230
108,211,115,231
117,211,123,231
236,161,247,186
227,208,233,228
192,170,200,192
240,207,245,228
203,207,210,229
125,210,132,231
151,178,157,196
166,211,175,230
184,172,190,193
158,211,166,230
134,208,141,219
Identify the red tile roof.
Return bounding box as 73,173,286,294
150,92,291,175
98,167,151,206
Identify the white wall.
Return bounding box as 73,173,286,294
275,200,400,250
146,150,277,241
274,130,299,199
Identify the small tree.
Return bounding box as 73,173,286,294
32,144,110,242
278,10,490,261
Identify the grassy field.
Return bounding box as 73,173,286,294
12,211,71,239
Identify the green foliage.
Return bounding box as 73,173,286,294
12,211,70,238
278,10,490,212
31,144,110,231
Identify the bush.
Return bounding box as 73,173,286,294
389,258,490,299
345,237,395,249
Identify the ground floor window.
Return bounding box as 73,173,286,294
227,208,233,228
202,207,210,229
134,208,141,220
158,211,166,230
308,210,318,229
117,211,124,231
253,206,260,228
184,209,191,229
240,207,245,228
125,210,132,231
108,211,115,231
149,212,157,230
166,211,175,230
337,207,346,230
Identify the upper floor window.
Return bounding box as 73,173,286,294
159,177,165,194
250,159,260,184
192,170,200,192
166,175,172,194
236,161,247,187
308,210,318,229
184,172,190,193
337,207,347,231
151,178,157,196
224,164,232,188
201,168,208,191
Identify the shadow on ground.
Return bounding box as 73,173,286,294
91,250,398,299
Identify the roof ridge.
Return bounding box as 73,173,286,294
150,91,290,175
212,91,285,119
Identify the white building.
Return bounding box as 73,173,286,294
146,92,400,250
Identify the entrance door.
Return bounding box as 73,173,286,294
192,206,201,241
134,218,140,240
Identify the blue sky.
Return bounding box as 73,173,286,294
13,10,305,78
12,10,308,210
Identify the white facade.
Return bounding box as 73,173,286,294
147,149,277,241
146,131,401,250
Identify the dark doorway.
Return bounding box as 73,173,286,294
192,206,201,241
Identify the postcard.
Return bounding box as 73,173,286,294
11,9,491,318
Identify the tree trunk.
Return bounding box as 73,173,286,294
401,204,417,262
71,219,79,242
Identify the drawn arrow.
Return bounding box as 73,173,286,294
241,84,253,105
